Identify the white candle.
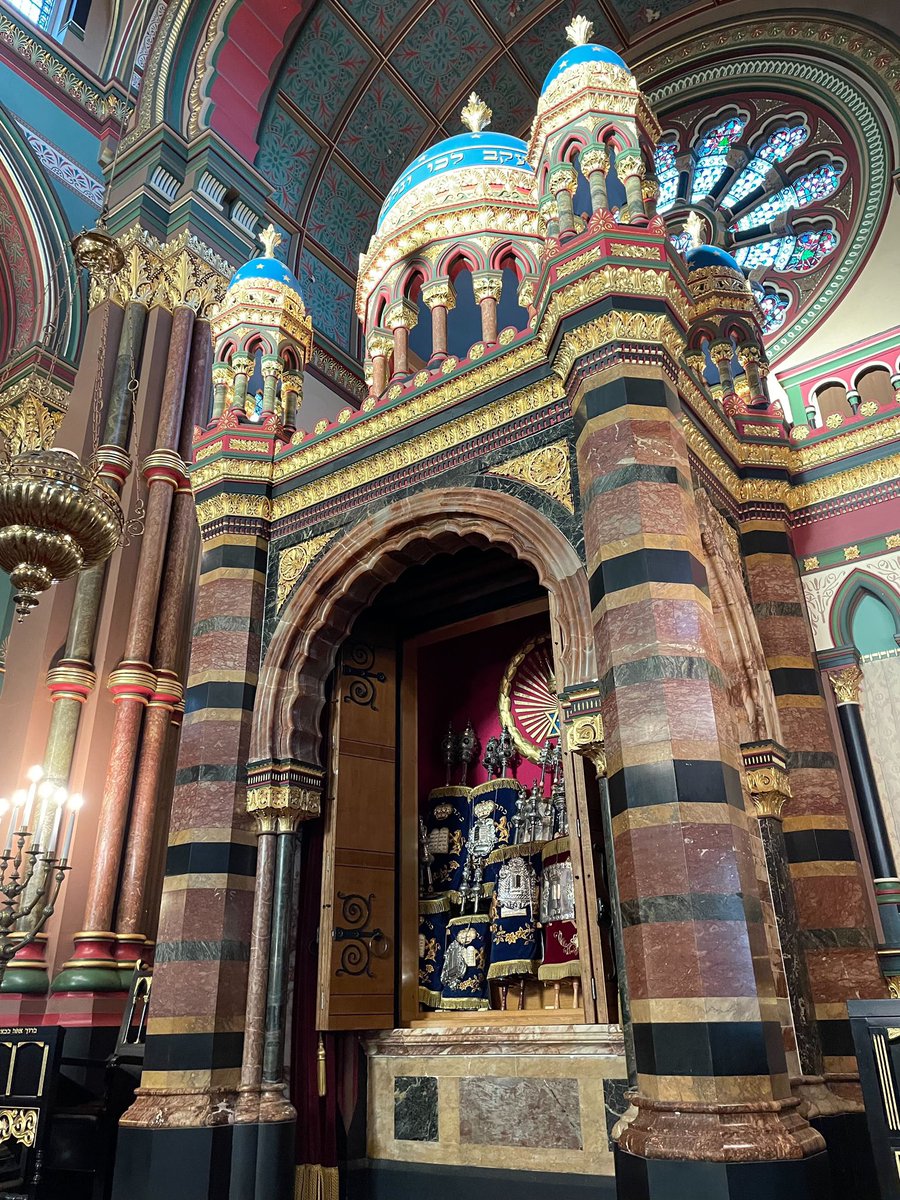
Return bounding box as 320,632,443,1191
0,800,9,856
8,790,26,852
49,789,67,855
33,781,54,852
60,795,83,862
22,766,42,831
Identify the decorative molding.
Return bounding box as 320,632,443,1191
89,224,230,314
487,440,573,513
276,529,339,610
15,122,103,208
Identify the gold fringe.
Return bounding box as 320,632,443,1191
316,1034,326,1098
485,840,543,867
447,913,490,928
439,996,491,1010
469,778,524,799
487,959,538,980
542,836,570,862
419,896,450,915
295,1165,339,1200
537,960,581,981
418,986,442,1008
428,785,471,800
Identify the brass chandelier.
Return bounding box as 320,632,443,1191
0,219,126,619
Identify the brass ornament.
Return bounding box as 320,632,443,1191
744,766,792,820
0,1107,38,1148
460,93,492,134
827,665,863,706
276,529,340,610
566,716,607,774
487,440,573,512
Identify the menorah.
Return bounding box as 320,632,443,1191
0,766,82,985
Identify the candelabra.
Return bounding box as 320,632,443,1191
0,766,82,987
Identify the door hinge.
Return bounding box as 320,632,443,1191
576,817,582,838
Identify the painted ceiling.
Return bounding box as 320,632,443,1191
250,0,887,366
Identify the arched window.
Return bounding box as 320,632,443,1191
654,142,680,212
445,264,480,360
569,150,592,222
814,380,851,422
721,123,808,209
496,264,529,333
831,571,900,653
405,273,431,368
856,366,894,408
851,591,898,657
690,116,746,202
755,285,790,333
783,228,838,273
731,162,842,232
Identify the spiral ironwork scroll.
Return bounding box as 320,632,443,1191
342,642,386,710
333,892,389,977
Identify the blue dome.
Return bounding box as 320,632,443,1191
541,43,629,95
228,256,303,295
685,244,744,273
377,131,532,231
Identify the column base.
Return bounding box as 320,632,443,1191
112,1118,295,1200
115,932,149,986
0,933,49,994
614,1146,832,1200
51,930,123,992
790,1074,863,1118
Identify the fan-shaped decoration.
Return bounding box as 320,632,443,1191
499,633,560,763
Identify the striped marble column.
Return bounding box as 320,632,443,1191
740,518,886,1098
572,367,824,1197
119,529,268,1139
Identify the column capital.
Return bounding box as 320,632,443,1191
615,152,646,181
421,278,456,312
472,270,504,304
212,363,234,386
827,664,863,706
741,739,792,820
366,327,393,359
260,355,283,379
708,339,734,365
246,758,325,829
383,298,419,331
558,681,607,774
549,164,578,195
736,343,763,366
231,353,255,375
579,144,609,177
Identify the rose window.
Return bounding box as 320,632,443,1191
653,96,856,348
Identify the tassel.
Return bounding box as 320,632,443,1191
317,1033,326,1098
296,1165,339,1200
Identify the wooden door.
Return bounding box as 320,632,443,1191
317,625,397,1031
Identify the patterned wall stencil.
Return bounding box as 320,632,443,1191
343,0,418,44
470,56,535,137
306,160,380,271
390,0,496,114
606,0,695,36
299,248,354,350
341,70,431,193
256,109,322,215
476,0,547,40
279,3,371,132
513,0,620,88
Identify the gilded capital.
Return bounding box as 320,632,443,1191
549,164,578,196
231,354,255,376
260,355,284,380
828,665,863,706
745,766,792,820
421,278,456,312
736,344,762,366
708,340,734,366
615,153,646,181
366,328,394,358
384,298,419,331
472,270,504,304
566,714,607,775
579,145,609,177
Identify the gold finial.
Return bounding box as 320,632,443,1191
684,210,705,248
460,93,492,134
259,223,283,258
565,15,593,46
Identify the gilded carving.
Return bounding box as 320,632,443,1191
566,717,607,774
0,1107,38,1148
827,665,863,706
744,766,792,820
276,529,340,610
246,784,321,829
194,493,271,530
89,225,230,315
487,440,573,513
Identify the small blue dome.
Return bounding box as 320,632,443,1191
541,43,629,95
229,256,303,295
685,244,743,273
378,131,532,231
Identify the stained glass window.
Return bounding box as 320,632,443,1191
6,0,54,28
733,237,795,271
690,117,746,202
756,287,790,333
783,228,838,272
721,124,808,209
731,162,843,232
654,142,680,213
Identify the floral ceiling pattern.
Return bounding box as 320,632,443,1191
252,0,881,361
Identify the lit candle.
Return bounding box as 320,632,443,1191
33,780,54,852
22,765,42,831
0,800,9,856
60,795,83,862
48,789,67,855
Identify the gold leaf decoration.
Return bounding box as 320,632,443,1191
276,529,340,610
488,440,573,513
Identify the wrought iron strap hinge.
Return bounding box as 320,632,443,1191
332,892,390,977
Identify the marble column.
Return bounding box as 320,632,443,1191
211,362,233,422
710,340,740,415
550,165,578,240
739,519,885,1107
235,824,276,1124
614,153,647,222
580,145,610,218
737,345,768,409
422,278,455,367
823,655,900,970
572,365,824,1197
538,196,560,244
384,299,417,383
366,329,393,396
68,303,196,989
114,320,211,975
230,353,254,415
260,824,299,1119
472,271,503,345
281,370,302,434
259,355,282,420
